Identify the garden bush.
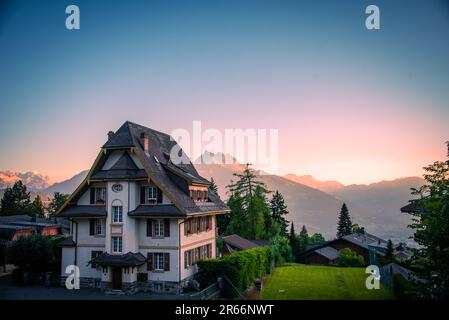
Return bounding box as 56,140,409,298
338,248,365,267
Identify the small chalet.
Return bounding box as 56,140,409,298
303,229,413,266
219,234,270,256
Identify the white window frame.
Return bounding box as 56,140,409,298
95,187,106,204
95,219,103,236
112,205,123,223
147,186,157,202
112,236,122,253
153,219,164,237
154,253,164,271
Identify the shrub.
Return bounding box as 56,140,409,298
197,246,273,298
338,248,365,267
6,234,54,272
393,274,416,300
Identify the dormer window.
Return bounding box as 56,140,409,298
140,185,162,205
148,187,157,202
90,187,106,205
189,188,208,202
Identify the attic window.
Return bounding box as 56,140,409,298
190,189,208,202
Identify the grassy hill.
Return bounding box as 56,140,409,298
260,264,392,300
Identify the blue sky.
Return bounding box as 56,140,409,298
0,0,448,183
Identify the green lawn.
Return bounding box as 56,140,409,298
260,264,392,300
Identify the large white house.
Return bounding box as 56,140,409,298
57,121,229,294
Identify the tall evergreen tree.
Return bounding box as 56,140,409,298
289,222,296,243
0,181,32,215
47,192,69,217
226,164,270,240
298,225,309,257
269,190,289,236
406,142,449,299
299,225,308,238
209,177,218,195
337,203,353,237
31,195,45,218
289,222,300,261
384,239,395,263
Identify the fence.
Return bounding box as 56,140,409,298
189,281,221,300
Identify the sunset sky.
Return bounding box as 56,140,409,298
1,0,448,185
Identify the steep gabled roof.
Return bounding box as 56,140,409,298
90,152,148,180
57,121,229,216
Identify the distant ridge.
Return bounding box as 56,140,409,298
284,174,344,192
44,170,88,195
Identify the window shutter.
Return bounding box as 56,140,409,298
89,219,95,235
147,253,153,271
90,188,95,204
163,219,170,237
91,251,96,268
156,187,163,203
164,253,170,271
140,186,146,204
184,251,188,268
146,219,153,237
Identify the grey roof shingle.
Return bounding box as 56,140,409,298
401,201,426,213
58,205,107,218
90,252,146,267
128,204,184,217
313,246,340,260
58,236,76,247
221,234,260,251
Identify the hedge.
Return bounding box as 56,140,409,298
197,246,273,298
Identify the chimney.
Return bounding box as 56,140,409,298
141,132,149,153
107,131,114,141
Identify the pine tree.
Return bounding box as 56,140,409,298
47,192,69,217
289,222,296,243
209,177,218,195
31,195,45,218
289,222,300,261
384,239,395,263
226,164,270,240
300,225,308,238
298,225,309,257
269,190,289,236
337,203,352,238
0,181,32,216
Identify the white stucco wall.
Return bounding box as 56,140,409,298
74,218,106,246
137,249,179,282
61,247,75,275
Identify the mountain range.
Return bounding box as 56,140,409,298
0,171,50,191
0,160,424,243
